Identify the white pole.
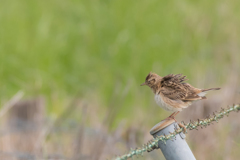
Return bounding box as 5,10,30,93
150,119,196,160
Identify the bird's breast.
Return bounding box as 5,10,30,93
154,94,182,112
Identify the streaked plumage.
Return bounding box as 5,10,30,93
141,72,220,116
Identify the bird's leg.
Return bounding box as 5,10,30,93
167,111,180,122
165,112,176,121
168,112,176,118
173,111,186,133
168,111,186,133
172,111,180,118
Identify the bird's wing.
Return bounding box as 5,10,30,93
160,74,188,88
160,74,203,101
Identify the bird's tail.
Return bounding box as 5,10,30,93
198,88,220,97
201,88,221,92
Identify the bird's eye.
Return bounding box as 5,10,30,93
148,79,155,83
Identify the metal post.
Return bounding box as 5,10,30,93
150,119,196,160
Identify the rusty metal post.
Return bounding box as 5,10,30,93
150,119,196,160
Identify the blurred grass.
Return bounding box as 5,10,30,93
0,0,240,125
0,0,240,160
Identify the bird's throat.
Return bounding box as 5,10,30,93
150,84,161,94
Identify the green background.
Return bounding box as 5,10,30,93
0,0,240,159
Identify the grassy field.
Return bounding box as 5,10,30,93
0,0,240,159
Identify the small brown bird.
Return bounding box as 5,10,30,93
141,72,220,120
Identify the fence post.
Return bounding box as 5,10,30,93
150,119,196,160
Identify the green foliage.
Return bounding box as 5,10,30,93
0,0,240,121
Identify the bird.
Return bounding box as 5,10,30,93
141,72,220,121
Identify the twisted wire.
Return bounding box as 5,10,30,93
113,104,240,160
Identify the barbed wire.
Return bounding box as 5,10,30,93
113,104,240,160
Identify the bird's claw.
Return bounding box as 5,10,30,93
178,123,186,134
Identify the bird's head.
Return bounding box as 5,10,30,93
141,72,161,87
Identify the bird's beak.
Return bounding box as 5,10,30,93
140,82,146,86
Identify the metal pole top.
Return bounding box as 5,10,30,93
150,119,175,135
149,119,196,160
